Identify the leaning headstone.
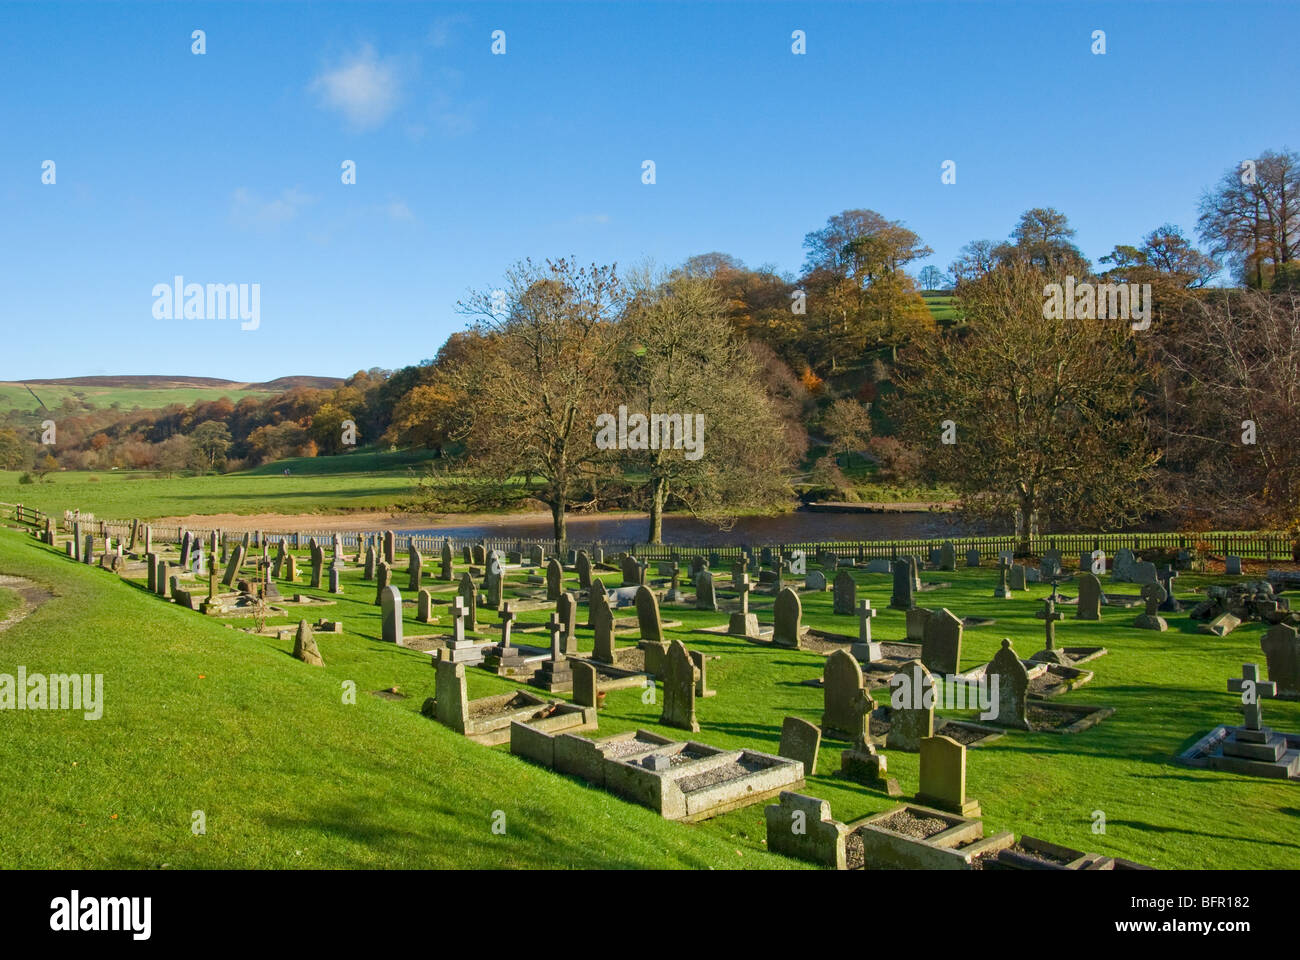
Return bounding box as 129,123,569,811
917,735,979,816
821,649,870,739
659,639,700,733
779,717,822,777
222,544,245,587
1075,572,1102,620
1261,622,1300,699
293,620,324,666
921,608,962,676
886,660,935,751
772,587,803,649
1134,582,1168,631
988,639,1030,729
381,585,404,645
576,550,592,589
695,570,717,611
832,570,856,616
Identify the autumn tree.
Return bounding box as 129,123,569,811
1198,149,1300,288
891,262,1158,551
454,258,624,542
1156,287,1300,535
614,268,795,542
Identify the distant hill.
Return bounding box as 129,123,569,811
0,374,345,414
16,374,344,391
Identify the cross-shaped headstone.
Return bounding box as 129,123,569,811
1227,663,1278,731
1041,596,1065,650
451,595,468,644
738,573,751,615
547,612,565,663
857,598,876,644
497,600,515,648
1157,565,1180,610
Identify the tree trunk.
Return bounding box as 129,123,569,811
1014,491,1038,556
551,499,567,549
647,474,667,544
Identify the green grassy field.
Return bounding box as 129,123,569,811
0,451,439,518
923,293,961,326
0,585,20,622
0,383,277,414
2,523,1296,868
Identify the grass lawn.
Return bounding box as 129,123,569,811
0,586,20,622
2,523,1297,868
0,451,438,519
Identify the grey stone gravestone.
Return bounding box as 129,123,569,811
695,570,717,611
779,717,822,777
833,570,856,616
921,608,962,676
887,660,935,750
1075,572,1102,620
772,587,804,649
988,639,1030,729
381,585,404,645
659,638,700,732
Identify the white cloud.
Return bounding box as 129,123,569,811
429,14,469,48
231,187,315,230
310,44,402,130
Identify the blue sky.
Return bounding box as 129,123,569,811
3,1,1296,382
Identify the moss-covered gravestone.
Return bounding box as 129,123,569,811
294,620,324,666
821,649,870,740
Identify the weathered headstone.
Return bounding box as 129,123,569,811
1075,572,1102,620
1135,582,1168,631
993,557,1013,599
938,541,956,572
887,660,936,751
1225,555,1243,576
921,608,963,676
917,734,979,816
1009,563,1027,591
381,585,404,645
890,559,914,610
965,548,981,568
1133,560,1158,587
546,557,564,601
832,570,856,616
329,558,345,594
1261,622,1300,699
374,560,392,605
408,544,423,592
821,649,870,739
458,573,478,631
634,584,664,643
572,659,598,708
310,543,324,589
590,578,615,663
382,530,395,566
988,639,1030,729
695,570,717,611
772,587,803,649
621,555,644,587
440,540,454,581
659,639,700,732
293,620,324,666
364,543,377,581
1112,548,1137,582
576,550,592,589
805,570,827,591
222,544,245,587
779,717,822,777
556,591,578,655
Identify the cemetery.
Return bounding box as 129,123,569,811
3,505,1298,870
